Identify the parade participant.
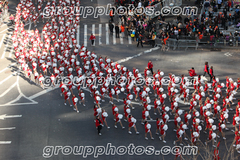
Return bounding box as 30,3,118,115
114,111,125,129
89,33,96,46
159,121,167,143
128,115,139,135
95,116,103,135
72,95,79,113
147,60,153,75
144,121,154,140
63,89,72,106
101,109,110,129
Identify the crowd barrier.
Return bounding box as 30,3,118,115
155,36,240,50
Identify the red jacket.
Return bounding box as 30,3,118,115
147,62,153,69
189,69,197,77
210,68,213,76
89,35,96,40
95,119,103,127
204,65,209,72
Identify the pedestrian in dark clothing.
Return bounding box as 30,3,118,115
137,33,143,47
115,25,120,38
109,22,114,35
95,116,103,135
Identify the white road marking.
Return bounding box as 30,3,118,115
92,24,95,46
0,75,13,85
120,28,124,44
41,33,43,41
0,82,17,97
144,49,152,53
128,35,132,44
106,23,109,45
0,127,16,130
77,25,80,45
99,24,102,45
84,24,87,47
224,52,232,57
28,87,58,100
0,63,16,74
0,34,6,53
115,47,160,64
0,114,22,120
0,141,11,144
1,33,12,59
0,76,38,106
0,67,9,73
113,23,116,45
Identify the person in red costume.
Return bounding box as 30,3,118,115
95,116,103,135
89,33,96,46
147,60,153,75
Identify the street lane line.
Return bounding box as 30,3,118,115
84,24,87,47
0,127,16,130
106,23,109,45
77,24,80,45
0,141,11,144
0,114,22,120
1,33,12,59
28,87,58,100
113,23,116,45
120,28,123,44
0,63,16,74
115,47,160,64
0,75,13,85
0,82,17,97
92,24,95,46
0,34,6,55
128,35,132,44
99,24,102,45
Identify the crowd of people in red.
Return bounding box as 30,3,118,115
11,0,240,158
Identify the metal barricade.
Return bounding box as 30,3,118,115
163,0,182,6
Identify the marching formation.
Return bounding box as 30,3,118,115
11,0,240,158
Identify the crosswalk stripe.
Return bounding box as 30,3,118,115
128,36,132,44
113,23,116,45
120,28,124,44
0,34,6,54
99,24,102,45
84,24,87,47
92,24,95,46
77,23,80,45
1,34,11,59
106,23,109,45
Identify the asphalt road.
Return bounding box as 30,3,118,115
0,0,239,160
